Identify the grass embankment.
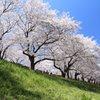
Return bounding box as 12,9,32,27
0,60,100,100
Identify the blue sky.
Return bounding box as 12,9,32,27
43,0,100,44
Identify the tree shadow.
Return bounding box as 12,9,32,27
0,65,42,100
35,70,100,94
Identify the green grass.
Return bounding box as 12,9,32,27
0,60,100,100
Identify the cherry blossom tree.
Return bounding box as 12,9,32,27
15,0,80,70
50,33,100,78
0,0,22,59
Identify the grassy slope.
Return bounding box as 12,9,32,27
0,60,100,100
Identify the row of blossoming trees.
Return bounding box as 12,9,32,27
0,0,100,84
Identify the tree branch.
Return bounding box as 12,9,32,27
34,58,55,65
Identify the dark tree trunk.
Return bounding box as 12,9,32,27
75,72,80,80
66,70,70,79
88,78,91,83
81,75,84,81
0,51,3,60
28,56,35,70
75,72,78,80
61,71,66,78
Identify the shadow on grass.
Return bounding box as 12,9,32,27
35,70,100,94
0,63,42,100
